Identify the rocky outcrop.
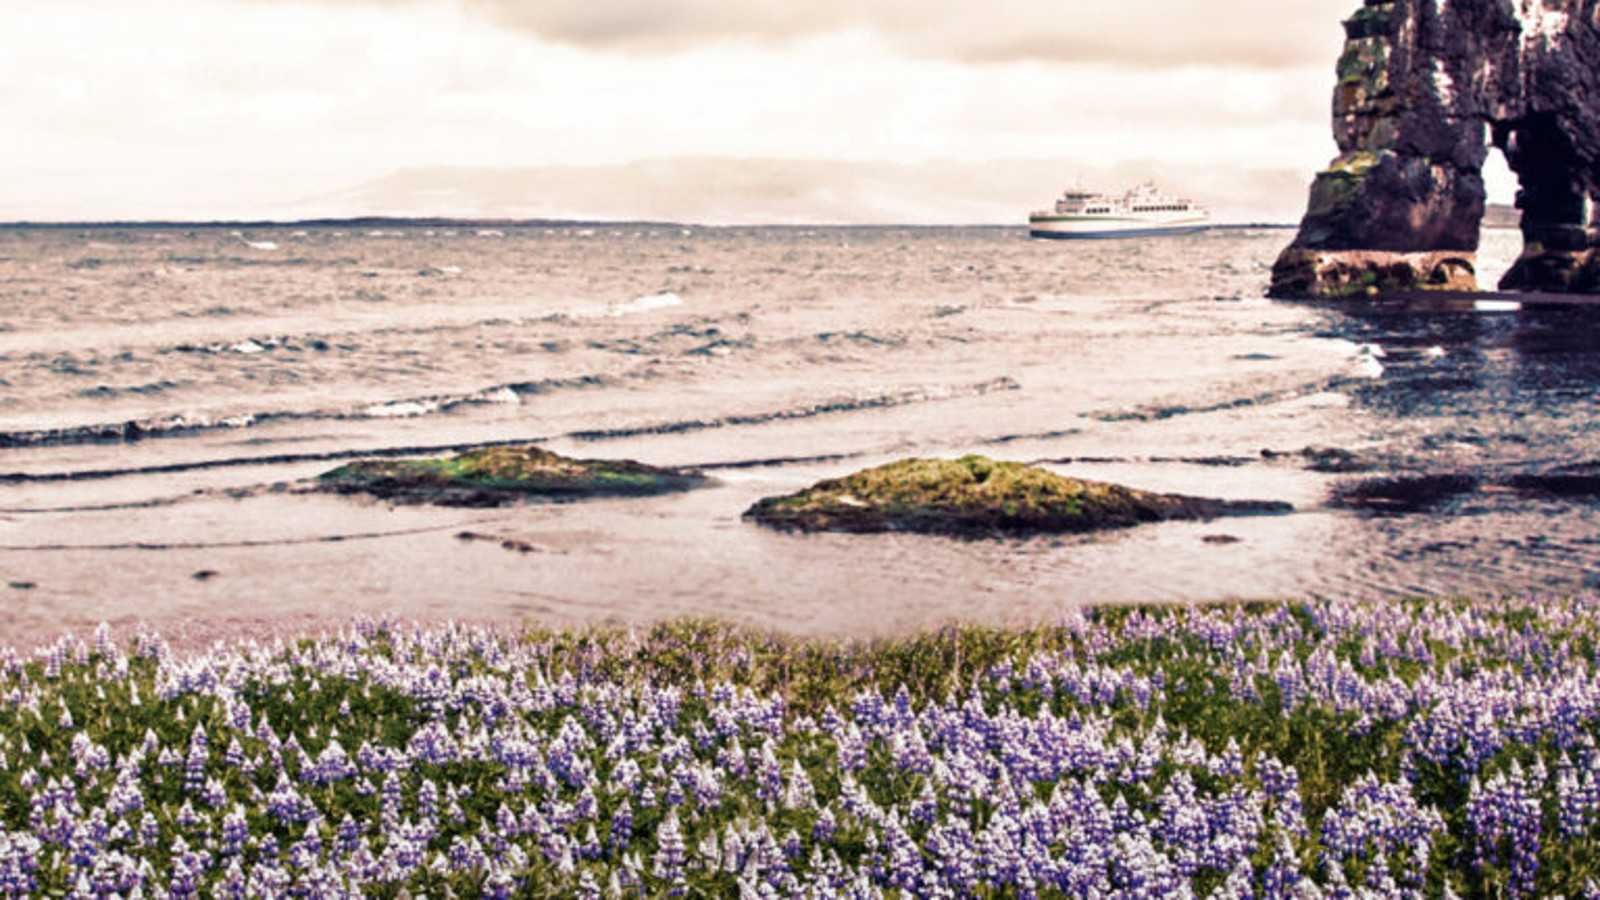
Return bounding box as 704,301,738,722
317,445,708,506
1272,0,1600,298
744,456,1291,538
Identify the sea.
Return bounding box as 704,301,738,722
1,223,1596,646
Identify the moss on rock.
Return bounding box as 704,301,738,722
744,456,1290,537
1270,248,1478,299
318,445,707,507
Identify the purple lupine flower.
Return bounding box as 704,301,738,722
184,723,208,794
139,812,161,847
1209,856,1256,900
222,737,245,769
1320,774,1444,890
609,799,634,850
166,836,208,900
813,806,838,844
1154,771,1209,876
484,868,518,899
447,835,488,873
219,806,249,856
1209,738,1245,779
573,869,601,900
1556,752,1600,839
174,799,202,830
69,733,109,779
417,779,439,821
1260,831,1310,897
1257,758,1306,837
108,768,145,816
200,776,227,809
308,740,354,786
1467,761,1545,897
288,818,324,870
875,812,922,891
0,831,42,896
336,813,364,856
266,774,317,825
652,810,687,894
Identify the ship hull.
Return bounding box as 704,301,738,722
1028,216,1210,240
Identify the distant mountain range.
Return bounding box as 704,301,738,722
298,158,1313,227
3,216,665,230
5,181,1517,233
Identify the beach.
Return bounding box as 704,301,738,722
2,224,1595,649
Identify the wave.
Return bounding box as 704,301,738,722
0,375,614,450
0,376,1021,484
565,376,1020,441
984,427,1083,445
0,491,221,514
618,292,683,314
77,380,182,400
689,452,862,471
562,292,686,321
1085,375,1361,423
228,232,279,251
140,291,688,360
0,520,490,552
169,334,331,356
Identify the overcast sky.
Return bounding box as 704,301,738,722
4,0,1499,223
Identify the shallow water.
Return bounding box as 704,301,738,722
1,223,1595,645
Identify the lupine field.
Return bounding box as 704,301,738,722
3,597,1600,898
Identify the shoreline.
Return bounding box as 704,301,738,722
0,585,1537,657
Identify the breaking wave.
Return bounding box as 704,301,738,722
0,375,614,449
0,377,1020,483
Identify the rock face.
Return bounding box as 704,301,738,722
744,456,1291,538
317,445,708,506
1272,0,1600,298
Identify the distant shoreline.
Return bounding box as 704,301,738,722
0,216,678,231
0,217,1299,231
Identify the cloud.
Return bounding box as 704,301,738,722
2,0,1347,220
330,0,1354,70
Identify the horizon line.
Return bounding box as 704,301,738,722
0,216,1299,231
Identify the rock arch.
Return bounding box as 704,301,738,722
1271,0,1600,298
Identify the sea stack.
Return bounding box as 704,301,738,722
1271,0,1600,299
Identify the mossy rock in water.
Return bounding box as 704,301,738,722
745,455,1290,537
318,445,708,507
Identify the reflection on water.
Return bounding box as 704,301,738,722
0,224,1597,644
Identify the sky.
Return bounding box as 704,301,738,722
0,0,1509,223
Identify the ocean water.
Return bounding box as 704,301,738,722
1,223,1596,645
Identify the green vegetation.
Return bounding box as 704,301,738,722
1336,36,1390,88
317,444,707,506
3,595,1600,895
745,455,1287,536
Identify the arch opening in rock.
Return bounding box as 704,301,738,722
1477,140,1521,284
1494,113,1597,290
1270,0,1600,300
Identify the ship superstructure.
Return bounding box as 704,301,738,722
1029,183,1210,239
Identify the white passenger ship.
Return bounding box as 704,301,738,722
1029,182,1210,239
